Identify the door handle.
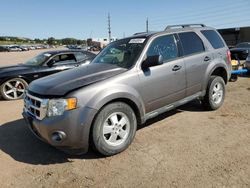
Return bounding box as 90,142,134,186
204,56,211,62
172,65,182,71
75,64,80,67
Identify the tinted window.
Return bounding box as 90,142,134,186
201,30,225,49
51,54,76,64
147,34,178,62
60,54,75,61
51,55,60,63
235,42,250,48
179,32,204,56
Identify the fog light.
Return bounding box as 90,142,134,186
51,131,66,142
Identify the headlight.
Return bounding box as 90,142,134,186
47,98,77,117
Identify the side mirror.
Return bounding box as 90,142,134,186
47,59,56,67
141,55,163,69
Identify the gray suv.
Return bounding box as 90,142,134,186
23,24,232,156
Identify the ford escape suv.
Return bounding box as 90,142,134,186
23,24,232,156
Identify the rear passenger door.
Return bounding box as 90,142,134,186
139,34,186,113
178,32,211,96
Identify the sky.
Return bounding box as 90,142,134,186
0,0,250,40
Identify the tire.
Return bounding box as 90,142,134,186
92,102,137,156
229,74,238,82
202,76,226,110
0,78,28,100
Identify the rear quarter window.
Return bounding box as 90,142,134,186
178,32,205,56
201,30,225,49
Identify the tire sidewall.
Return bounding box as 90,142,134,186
207,76,225,110
92,102,137,156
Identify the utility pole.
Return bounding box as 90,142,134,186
146,17,149,33
108,13,111,43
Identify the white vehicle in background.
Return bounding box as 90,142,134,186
8,45,22,52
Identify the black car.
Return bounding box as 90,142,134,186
0,46,9,52
230,42,250,60
0,50,96,100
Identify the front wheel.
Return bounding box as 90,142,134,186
0,78,28,100
92,102,137,156
202,76,226,110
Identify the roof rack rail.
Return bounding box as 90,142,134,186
164,24,206,30
134,31,149,35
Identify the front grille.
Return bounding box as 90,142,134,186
24,91,48,120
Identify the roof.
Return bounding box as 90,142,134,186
130,24,216,39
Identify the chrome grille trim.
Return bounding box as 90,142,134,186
24,91,48,120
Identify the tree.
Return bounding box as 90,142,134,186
47,37,56,45
34,38,41,43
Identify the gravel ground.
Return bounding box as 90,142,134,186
0,50,250,188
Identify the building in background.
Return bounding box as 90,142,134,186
218,26,250,47
92,37,117,48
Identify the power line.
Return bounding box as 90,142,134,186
150,8,250,28
150,0,249,23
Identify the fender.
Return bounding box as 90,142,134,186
202,59,228,91
86,84,146,124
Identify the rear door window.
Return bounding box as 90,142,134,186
178,32,205,56
201,30,225,49
147,34,178,62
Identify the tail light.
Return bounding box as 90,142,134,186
227,50,231,65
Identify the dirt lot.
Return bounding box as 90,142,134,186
0,50,250,188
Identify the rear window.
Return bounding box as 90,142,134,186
178,32,205,56
201,30,225,49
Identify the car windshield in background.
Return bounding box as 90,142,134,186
235,42,250,48
91,38,146,68
24,53,51,66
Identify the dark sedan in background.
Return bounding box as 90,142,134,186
230,42,250,60
0,46,9,52
0,50,96,100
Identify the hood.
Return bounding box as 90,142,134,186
0,64,32,76
28,63,127,96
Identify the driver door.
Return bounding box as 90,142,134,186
138,34,186,113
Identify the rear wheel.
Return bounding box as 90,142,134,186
229,74,238,82
92,102,137,156
202,76,225,110
0,78,28,100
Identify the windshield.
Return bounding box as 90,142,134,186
24,53,52,66
91,38,146,68
235,43,250,48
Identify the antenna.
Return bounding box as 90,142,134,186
108,13,111,43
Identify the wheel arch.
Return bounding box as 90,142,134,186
203,63,228,92
210,67,228,84
0,76,31,86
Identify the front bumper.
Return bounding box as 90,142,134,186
22,106,97,153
